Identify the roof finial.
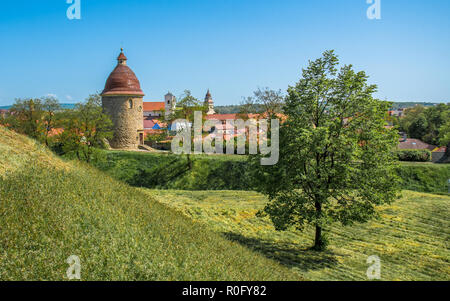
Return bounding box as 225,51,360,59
117,48,127,65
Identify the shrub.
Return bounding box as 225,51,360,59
395,149,432,162
395,164,450,194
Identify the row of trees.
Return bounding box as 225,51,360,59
0,94,113,162
394,103,450,146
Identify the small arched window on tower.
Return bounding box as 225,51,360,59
128,99,133,109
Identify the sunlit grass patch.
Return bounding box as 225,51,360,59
148,189,450,281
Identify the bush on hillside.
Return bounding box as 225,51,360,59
395,149,432,162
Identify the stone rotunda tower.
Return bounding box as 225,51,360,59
101,49,145,149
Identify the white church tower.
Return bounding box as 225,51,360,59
205,89,216,115
165,92,176,118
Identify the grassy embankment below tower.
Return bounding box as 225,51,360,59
0,126,302,281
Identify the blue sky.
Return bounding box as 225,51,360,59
0,0,449,106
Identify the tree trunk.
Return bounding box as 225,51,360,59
187,153,192,170
86,148,91,163
314,225,322,250
313,200,326,251
445,142,450,158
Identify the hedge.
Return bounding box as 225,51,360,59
395,149,432,162
93,150,449,194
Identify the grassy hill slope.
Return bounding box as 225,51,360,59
0,126,301,281
148,190,450,281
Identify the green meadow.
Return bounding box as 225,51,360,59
147,189,450,281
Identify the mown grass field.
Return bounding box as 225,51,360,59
0,126,302,281
147,190,450,281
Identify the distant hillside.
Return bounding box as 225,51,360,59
0,126,301,280
0,103,77,110
390,102,447,109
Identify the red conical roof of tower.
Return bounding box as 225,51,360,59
101,49,144,96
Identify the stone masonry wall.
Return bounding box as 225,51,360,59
102,95,144,149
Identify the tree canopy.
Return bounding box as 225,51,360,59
396,103,450,146
251,50,401,250
59,94,113,162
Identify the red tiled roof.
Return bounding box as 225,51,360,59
143,102,165,112
143,119,156,129
43,128,64,137
433,146,447,153
398,139,436,151
206,114,238,120
143,129,165,137
206,113,286,121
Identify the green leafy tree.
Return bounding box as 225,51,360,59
6,97,63,146
398,105,426,135
399,103,449,145
438,111,450,148
239,88,284,120
252,51,400,251
408,114,429,140
145,131,168,148
38,96,62,146
423,104,449,145
60,94,113,162
165,90,207,169
8,98,44,138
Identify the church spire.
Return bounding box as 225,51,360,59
205,89,213,103
205,89,215,115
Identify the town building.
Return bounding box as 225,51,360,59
398,137,436,151
388,108,405,117
143,92,176,118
